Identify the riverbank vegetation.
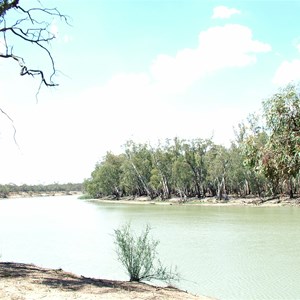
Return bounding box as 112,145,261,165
0,182,83,199
84,84,300,201
115,223,179,283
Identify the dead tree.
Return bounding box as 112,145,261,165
0,0,69,141
0,0,69,95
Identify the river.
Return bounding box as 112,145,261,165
0,195,299,300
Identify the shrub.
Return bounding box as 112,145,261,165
114,223,179,283
78,194,93,200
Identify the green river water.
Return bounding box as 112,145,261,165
0,195,299,300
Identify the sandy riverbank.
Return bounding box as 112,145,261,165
0,262,214,300
3,192,300,206
87,195,300,207
7,191,82,198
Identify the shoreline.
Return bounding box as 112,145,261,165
87,196,300,207
0,262,214,300
6,191,82,198
3,192,300,207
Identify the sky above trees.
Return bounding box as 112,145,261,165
1,0,300,184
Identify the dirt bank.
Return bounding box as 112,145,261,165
88,195,300,207
0,262,214,300
7,191,82,198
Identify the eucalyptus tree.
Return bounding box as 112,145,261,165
84,152,124,199
262,84,300,197
241,124,271,196
206,144,230,199
240,85,300,198
0,184,9,198
182,138,212,198
230,120,265,197
97,152,125,198
120,158,141,197
225,143,248,196
149,140,175,200
157,137,188,199
122,141,155,198
167,137,197,198
171,157,193,199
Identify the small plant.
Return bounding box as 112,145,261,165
78,194,93,200
114,223,179,283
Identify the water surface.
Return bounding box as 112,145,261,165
0,196,299,300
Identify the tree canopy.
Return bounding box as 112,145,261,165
242,84,300,198
85,83,300,200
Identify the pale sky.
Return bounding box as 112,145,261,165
1,0,300,184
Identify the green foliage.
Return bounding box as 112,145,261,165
239,84,300,197
0,184,9,198
150,143,173,199
183,138,211,198
237,114,270,196
114,223,179,283
263,84,300,179
86,86,300,201
123,141,155,198
78,194,93,200
86,137,265,199
172,158,193,198
0,183,83,197
149,168,161,191
84,152,124,198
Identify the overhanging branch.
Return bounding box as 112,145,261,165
0,0,70,94
0,107,18,147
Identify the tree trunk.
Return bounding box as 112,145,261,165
217,176,226,200
289,178,294,199
130,161,153,198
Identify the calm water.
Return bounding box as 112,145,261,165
0,195,300,300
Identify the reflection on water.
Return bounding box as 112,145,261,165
0,196,299,300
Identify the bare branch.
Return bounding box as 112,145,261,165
0,107,18,147
0,0,70,93
0,0,69,143
17,6,70,25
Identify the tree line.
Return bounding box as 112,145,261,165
0,182,83,198
84,84,300,200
